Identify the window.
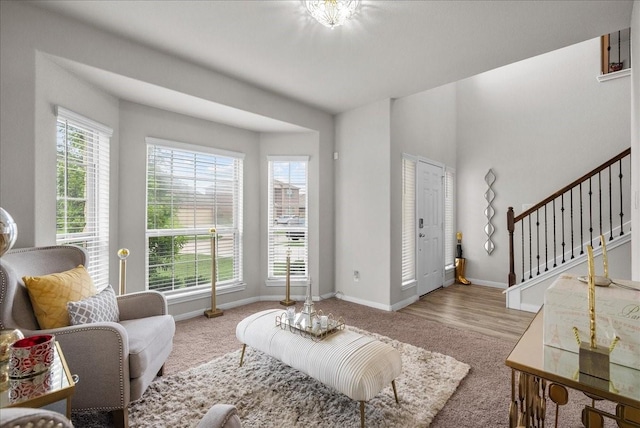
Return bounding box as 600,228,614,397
146,138,244,294
267,157,308,282
401,156,416,286
56,107,112,288
444,168,456,267
600,28,631,75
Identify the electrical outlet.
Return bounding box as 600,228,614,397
353,270,360,282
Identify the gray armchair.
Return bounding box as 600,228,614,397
0,246,176,428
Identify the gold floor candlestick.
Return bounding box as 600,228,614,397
280,248,296,306
204,228,223,318
117,248,130,295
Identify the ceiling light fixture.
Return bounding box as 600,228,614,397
304,0,361,29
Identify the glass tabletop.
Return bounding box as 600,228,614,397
0,341,75,408
506,308,640,408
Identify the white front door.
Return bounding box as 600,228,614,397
417,160,444,296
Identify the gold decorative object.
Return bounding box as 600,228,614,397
576,245,613,383
117,248,129,295
280,248,296,307
455,232,471,285
204,228,223,318
0,329,24,391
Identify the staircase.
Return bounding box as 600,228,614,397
504,148,632,312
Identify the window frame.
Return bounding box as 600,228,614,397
56,107,112,288
266,156,309,286
145,137,244,296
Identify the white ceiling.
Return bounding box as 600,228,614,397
30,1,633,119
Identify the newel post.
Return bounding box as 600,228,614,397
507,207,516,287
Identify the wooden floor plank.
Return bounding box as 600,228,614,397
399,284,536,342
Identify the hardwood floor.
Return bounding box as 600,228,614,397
399,283,536,343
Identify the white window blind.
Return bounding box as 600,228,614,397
267,157,308,280
146,138,244,294
444,168,456,267
56,107,112,288
401,156,416,285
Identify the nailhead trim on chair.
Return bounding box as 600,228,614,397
13,419,67,428
56,325,126,410
1,268,8,330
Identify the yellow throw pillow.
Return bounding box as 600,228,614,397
23,265,98,329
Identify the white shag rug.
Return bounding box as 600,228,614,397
129,327,470,427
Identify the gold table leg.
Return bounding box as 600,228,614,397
360,401,365,428
392,380,399,404
239,344,246,367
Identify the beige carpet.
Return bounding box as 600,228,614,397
73,298,600,427
127,326,469,427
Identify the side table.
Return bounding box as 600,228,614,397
1,341,76,418
506,309,639,427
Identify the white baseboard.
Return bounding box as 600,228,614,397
468,278,507,289
520,303,541,313
172,295,261,321
172,293,337,321
334,292,392,312
391,294,419,311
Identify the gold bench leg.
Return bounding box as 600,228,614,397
360,401,365,428
392,380,399,404
239,344,246,367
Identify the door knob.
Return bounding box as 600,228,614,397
419,233,425,237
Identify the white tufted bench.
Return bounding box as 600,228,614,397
236,309,402,427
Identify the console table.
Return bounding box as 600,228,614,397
1,341,76,418
506,309,639,427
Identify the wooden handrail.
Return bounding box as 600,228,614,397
513,148,630,223
507,147,631,287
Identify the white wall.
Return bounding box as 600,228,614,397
390,83,457,306
456,38,631,286
335,99,391,309
632,0,640,281
0,1,334,316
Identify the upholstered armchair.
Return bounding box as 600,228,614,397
0,246,176,428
